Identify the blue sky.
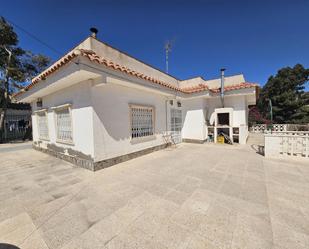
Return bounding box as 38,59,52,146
1,0,309,88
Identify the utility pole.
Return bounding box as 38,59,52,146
0,46,12,143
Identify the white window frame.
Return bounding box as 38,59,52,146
129,104,155,140
35,109,49,141
51,104,74,145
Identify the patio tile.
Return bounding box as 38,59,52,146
231,214,273,249
269,198,309,235
1,142,309,248
0,199,25,223
186,233,218,249
163,189,191,205
40,215,91,249
130,198,179,235
89,212,132,244
241,178,268,206
0,212,33,238
0,221,36,246
152,220,192,249
19,231,49,249
105,229,167,249
199,171,225,192
60,229,107,249
271,219,309,249
28,194,76,226
219,179,243,199
196,204,238,248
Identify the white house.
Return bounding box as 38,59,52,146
14,31,258,171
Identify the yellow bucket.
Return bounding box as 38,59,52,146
217,135,225,144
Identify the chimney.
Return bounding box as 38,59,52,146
90,27,98,38
220,68,226,107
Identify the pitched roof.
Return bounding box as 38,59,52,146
79,49,181,91
211,82,258,93
14,49,257,98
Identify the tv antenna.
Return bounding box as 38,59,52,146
164,40,172,74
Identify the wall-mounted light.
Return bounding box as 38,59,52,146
36,98,42,108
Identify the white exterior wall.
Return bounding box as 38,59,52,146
180,95,249,143
224,96,248,144
182,98,207,141
30,78,252,163
31,81,94,158
91,83,170,162
227,96,247,127
206,95,247,127
205,95,249,144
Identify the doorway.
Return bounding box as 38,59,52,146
170,108,182,144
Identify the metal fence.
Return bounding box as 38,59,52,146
3,109,32,142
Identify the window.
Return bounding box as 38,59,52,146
130,105,154,139
54,105,73,143
37,111,49,140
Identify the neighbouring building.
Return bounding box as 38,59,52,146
14,30,258,171
0,102,31,142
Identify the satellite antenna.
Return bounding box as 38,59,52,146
164,40,172,74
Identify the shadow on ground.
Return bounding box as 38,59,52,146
0,244,20,249
250,144,265,156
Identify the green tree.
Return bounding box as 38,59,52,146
0,16,50,142
258,64,309,124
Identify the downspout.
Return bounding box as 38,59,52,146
220,68,225,108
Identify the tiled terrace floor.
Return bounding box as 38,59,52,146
0,141,309,249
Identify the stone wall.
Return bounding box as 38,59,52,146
33,142,170,171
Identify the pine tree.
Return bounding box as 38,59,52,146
0,16,50,142
258,64,309,124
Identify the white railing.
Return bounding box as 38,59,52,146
264,131,309,159
251,124,267,133
272,124,288,132
265,131,309,136
251,124,287,133
251,124,309,133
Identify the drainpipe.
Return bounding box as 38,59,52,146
220,68,225,108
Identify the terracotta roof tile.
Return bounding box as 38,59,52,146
13,49,257,98
211,82,258,93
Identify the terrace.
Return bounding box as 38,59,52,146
0,140,309,249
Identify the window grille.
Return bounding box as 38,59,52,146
37,112,49,140
130,105,154,139
55,107,73,143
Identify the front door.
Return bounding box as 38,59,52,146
170,108,182,144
